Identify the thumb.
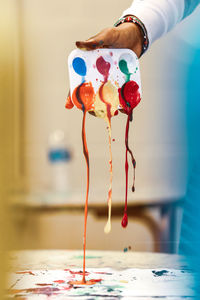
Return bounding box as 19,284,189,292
76,28,118,50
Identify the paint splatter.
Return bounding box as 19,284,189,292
123,246,132,252
16,271,35,276
68,278,102,286
53,280,65,284
152,270,169,277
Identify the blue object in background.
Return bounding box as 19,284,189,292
48,148,71,163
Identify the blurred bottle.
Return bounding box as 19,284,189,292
48,130,72,193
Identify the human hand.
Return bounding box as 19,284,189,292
76,21,144,58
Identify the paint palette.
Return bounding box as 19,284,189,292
67,48,142,118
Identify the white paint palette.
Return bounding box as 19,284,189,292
67,48,142,114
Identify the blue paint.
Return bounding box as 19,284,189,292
72,57,87,77
152,270,168,277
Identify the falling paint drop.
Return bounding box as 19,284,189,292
121,212,128,228
104,218,111,234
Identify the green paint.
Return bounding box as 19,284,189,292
119,59,131,82
105,284,124,291
73,255,102,259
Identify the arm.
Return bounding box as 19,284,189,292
76,0,200,58
122,0,200,46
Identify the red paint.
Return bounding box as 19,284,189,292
118,81,141,115
125,114,136,193
53,280,65,284
121,114,137,227
121,211,128,228
96,56,111,82
114,110,118,116
118,81,140,228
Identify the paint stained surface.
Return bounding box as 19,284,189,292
8,267,195,299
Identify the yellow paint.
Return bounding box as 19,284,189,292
93,81,119,119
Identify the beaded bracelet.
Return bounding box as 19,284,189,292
114,15,149,56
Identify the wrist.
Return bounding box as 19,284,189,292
114,15,149,57
116,22,144,58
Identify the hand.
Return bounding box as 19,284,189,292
76,21,144,58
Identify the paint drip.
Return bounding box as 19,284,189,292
118,59,141,228
66,57,95,284
96,56,113,234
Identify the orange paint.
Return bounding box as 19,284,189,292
81,110,90,283
72,82,94,111
65,92,74,109
66,80,95,284
68,279,102,286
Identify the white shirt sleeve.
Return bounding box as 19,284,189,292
122,0,186,46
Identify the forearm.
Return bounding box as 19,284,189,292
122,0,199,46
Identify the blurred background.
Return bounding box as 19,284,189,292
2,0,197,255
